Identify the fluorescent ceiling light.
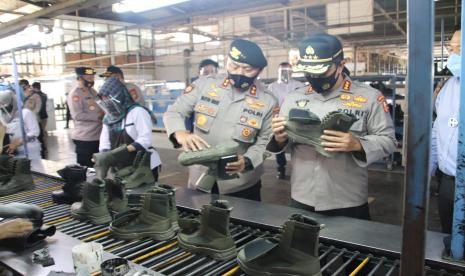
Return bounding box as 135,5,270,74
113,0,190,13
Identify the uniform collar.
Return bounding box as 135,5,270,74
222,77,259,102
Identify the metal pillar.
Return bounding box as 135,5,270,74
10,50,28,158
400,0,434,275
441,18,445,70
451,0,465,261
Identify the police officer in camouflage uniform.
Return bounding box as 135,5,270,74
267,34,396,219
67,67,104,167
164,39,277,201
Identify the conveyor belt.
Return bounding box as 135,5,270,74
0,174,463,276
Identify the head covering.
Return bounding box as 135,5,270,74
0,88,18,126
294,33,344,75
99,65,124,78
96,77,134,125
75,67,96,76
199,59,219,69
228,39,267,69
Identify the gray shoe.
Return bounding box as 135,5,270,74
109,186,179,241
122,151,155,189
0,158,34,196
70,179,111,225
237,214,322,276
177,200,236,260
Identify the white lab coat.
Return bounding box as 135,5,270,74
99,106,161,169
6,109,42,169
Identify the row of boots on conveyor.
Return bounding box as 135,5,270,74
0,155,34,196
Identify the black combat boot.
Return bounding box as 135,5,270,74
52,165,87,204
237,214,322,276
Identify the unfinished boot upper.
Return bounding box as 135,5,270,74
115,150,143,179
178,141,239,166
105,178,129,214
237,214,322,276
321,111,357,132
0,158,34,196
121,151,155,189
109,187,178,241
94,145,133,179
177,200,236,260
70,178,111,225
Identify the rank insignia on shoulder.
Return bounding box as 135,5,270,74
72,95,80,102
342,80,351,92
377,95,385,102
242,128,252,137
353,95,368,103
340,94,351,101
184,84,194,94
222,78,230,88
250,85,257,97
382,101,390,113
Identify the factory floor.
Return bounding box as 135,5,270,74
44,121,443,232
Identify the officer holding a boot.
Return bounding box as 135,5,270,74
67,67,103,167
267,34,396,219
164,39,277,201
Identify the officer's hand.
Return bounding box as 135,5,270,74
175,131,210,152
127,144,136,152
271,117,288,144
225,155,245,173
320,130,363,152
0,219,33,240
6,139,22,154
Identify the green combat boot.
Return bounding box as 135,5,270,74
109,187,179,240
94,145,133,179
0,154,11,177
121,151,155,189
70,179,111,225
105,178,129,214
178,141,239,192
157,184,179,225
115,151,143,179
177,200,236,260
321,111,358,133
237,214,322,276
0,158,34,196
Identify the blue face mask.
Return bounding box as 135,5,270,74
447,53,461,76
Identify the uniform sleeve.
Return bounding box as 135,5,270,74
67,89,100,122
353,95,397,167
99,124,111,151
163,81,202,146
131,107,153,150
244,97,278,168
23,109,40,138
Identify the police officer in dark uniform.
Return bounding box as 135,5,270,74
67,67,104,167
268,34,396,219
164,39,277,201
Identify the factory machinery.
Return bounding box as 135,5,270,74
0,171,464,276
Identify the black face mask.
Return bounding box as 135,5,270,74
306,69,340,93
83,79,95,88
228,73,256,91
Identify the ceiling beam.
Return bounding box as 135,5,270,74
0,0,121,39
374,1,406,36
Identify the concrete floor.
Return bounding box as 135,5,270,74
45,121,443,232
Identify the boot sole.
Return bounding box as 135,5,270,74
110,221,179,241
0,183,34,196
177,235,237,261
70,211,111,225
237,258,322,276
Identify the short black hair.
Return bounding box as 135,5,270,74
19,79,29,87
279,62,292,67
32,82,41,90
199,59,219,69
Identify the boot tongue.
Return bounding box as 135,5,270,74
289,213,322,228
210,200,233,211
